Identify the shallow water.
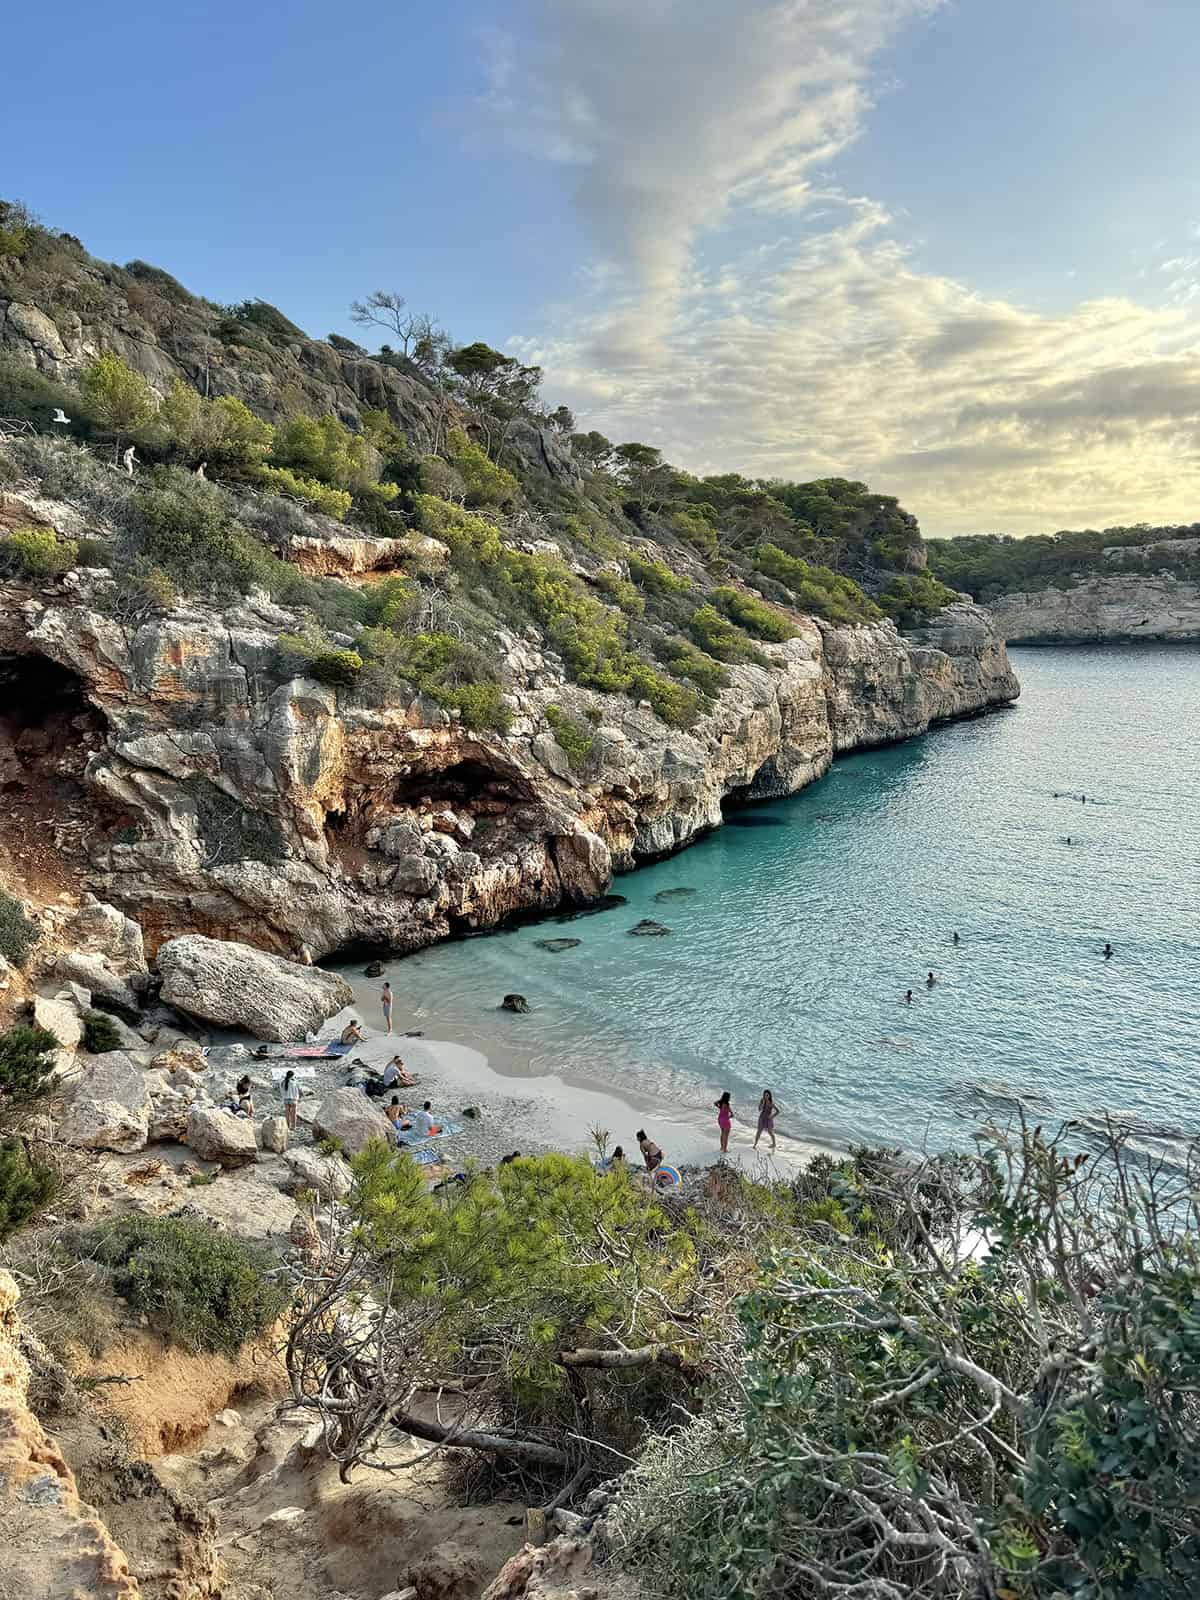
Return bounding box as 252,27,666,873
347,647,1200,1155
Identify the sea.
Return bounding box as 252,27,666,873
344,646,1199,1160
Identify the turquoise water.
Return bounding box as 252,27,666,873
386,647,1199,1155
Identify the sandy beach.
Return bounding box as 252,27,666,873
289,973,843,1179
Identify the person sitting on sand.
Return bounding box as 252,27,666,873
382,1055,415,1089
637,1130,663,1172
411,1101,438,1139
340,1019,366,1046
384,1096,405,1139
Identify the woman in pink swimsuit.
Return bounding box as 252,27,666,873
715,1091,733,1154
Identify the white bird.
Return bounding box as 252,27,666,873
52,408,71,425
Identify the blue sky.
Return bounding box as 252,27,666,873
5,0,1200,535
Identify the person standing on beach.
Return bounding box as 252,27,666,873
281,1069,300,1131
715,1091,733,1154
637,1130,663,1172
381,981,393,1034
754,1090,777,1152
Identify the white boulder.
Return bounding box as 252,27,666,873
186,1106,259,1166
260,1116,289,1154
60,1052,151,1152
311,1088,393,1156
157,935,353,1042
279,1146,353,1201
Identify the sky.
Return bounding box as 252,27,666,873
5,0,1200,537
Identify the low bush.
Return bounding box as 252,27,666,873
0,892,39,967
446,428,520,510
592,571,645,616
123,259,197,306
0,1142,60,1241
162,381,274,471
257,465,352,520
878,571,959,628
224,298,305,339
711,585,796,642
0,1025,58,1129
0,359,94,438
86,1214,287,1355
270,413,393,500
359,628,511,732
0,525,79,579
754,543,881,625
655,637,729,698
627,553,691,595
82,1013,123,1054
74,536,111,568
80,353,160,454
276,632,363,689
545,705,594,768
688,604,766,665
668,506,719,559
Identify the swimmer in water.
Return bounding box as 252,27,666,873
952,931,960,944
1066,836,1072,845
903,990,914,1004
1103,942,1113,959
926,971,936,987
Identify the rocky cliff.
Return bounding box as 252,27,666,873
2,554,1017,960
988,568,1200,644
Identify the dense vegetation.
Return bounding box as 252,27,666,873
0,1025,61,1239
286,1122,1199,1599
0,196,963,746
927,525,1200,602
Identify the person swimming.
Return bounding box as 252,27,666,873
1103,942,1113,959
903,990,914,1004
952,931,960,944
926,971,936,987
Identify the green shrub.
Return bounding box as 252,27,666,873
80,353,160,452
257,465,352,520
1,526,79,579
270,413,391,498
74,537,111,568
415,495,503,563
627,553,691,595
689,604,766,665
120,472,281,594
545,705,594,768
0,1142,60,1241
276,633,362,688
446,428,520,509
754,543,881,624
449,680,512,733
592,571,645,616
878,571,959,628
225,299,305,339
86,1214,287,1355
656,637,729,698
627,664,702,728
359,629,510,731
82,1013,123,1054
711,585,796,642
0,892,39,967
162,381,274,470
183,778,284,866
0,1025,58,1128
123,260,197,306
0,200,33,259
668,506,719,559
0,360,92,437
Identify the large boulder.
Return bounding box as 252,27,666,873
60,1052,151,1153
279,1146,353,1201
185,1106,259,1167
156,935,353,1042
63,895,147,976
311,1088,393,1156
56,952,143,1023
260,1116,289,1154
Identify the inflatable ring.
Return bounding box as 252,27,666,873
654,1164,681,1188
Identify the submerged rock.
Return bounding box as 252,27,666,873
501,993,531,1013
652,886,696,902
550,894,628,923
724,813,786,828
629,919,670,937
535,938,581,953
363,960,385,978
157,934,353,1042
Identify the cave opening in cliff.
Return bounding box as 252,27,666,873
391,757,535,814
0,651,111,892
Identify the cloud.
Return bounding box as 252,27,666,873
485,1,1200,535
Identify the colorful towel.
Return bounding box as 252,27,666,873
393,1120,466,1148
254,1042,351,1059
268,1065,317,1083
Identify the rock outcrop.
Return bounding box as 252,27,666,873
311,1088,393,1155
60,1051,152,1153
1,576,1018,965
988,572,1200,644
156,935,353,1040
185,1105,259,1166
0,1269,142,1598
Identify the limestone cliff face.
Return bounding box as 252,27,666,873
988,573,1200,644
0,1270,141,1598
4,574,1018,961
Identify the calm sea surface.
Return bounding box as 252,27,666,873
373,647,1199,1156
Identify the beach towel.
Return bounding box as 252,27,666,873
254,1042,351,1059
268,1065,317,1083
392,1120,466,1149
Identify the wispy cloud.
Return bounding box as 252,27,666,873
486,1,1200,535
